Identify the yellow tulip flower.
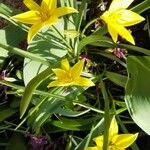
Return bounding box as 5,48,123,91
48,59,95,87
12,0,78,43
86,116,138,150
100,0,145,45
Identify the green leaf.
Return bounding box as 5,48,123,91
125,56,150,135
20,67,52,118
78,35,115,53
131,0,150,14
118,44,150,56
51,117,96,131
105,71,127,88
75,118,104,150
0,3,12,16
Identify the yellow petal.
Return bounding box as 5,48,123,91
109,116,118,137
116,9,145,26
71,60,84,79
61,59,70,71
113,133,138,148
109,0,133,12
41,0,56,10
52,68,70,80
94,135,103,147
24,0,41,11
12,11,40,24
28,22,43,43
109,23,135,44
107,24,118,43
85,147,99,150
48,80,72,87
43,15,58,26
54,7,78,18
73,77,95,87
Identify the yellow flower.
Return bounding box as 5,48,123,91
12,0,78,43
48,59,95,87
86,116,138,150
100,0,145,45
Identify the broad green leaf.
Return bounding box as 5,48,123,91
105,71,127,88
125,56,150,135
0,24,25,68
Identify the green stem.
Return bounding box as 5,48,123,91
81,18,98,37
101,81,110,150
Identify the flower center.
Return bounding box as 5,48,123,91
38,10,52,22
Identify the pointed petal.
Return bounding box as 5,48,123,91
73,77,95,87
116,9,145,26
94,136,103,147
24,0,41,11
41,0,56,10
28,22,43,43
71,60,84,79
109,23,135,44
109,0,133,11
113,133,138,148
86,147,99,150
43,15,58,26
48,80,72,87
12,11,40,24
107,24,118,43
52,68,70,80
61,59,70,71
54,7,78,18
109,116,118,137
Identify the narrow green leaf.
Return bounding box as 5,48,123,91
118,44,150,56
131,0,150,14
20,67,53,118
105,71,127,88
78,35,115,53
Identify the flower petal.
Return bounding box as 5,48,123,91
116,9,145,26
24,0,41,11
48,80,71,87
107,24,118,43
12,11,40,24
41,0,57,10
61,59,70,71
43,15,58,26
85,147,99,150
108,23,135,44
109,116,118,137
113,133,138,148
73,77,95,87
28,22,43,43
71,60,84,79
52,68,70,80
54,7,78,18
93,135,103,147
109,0,133,11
